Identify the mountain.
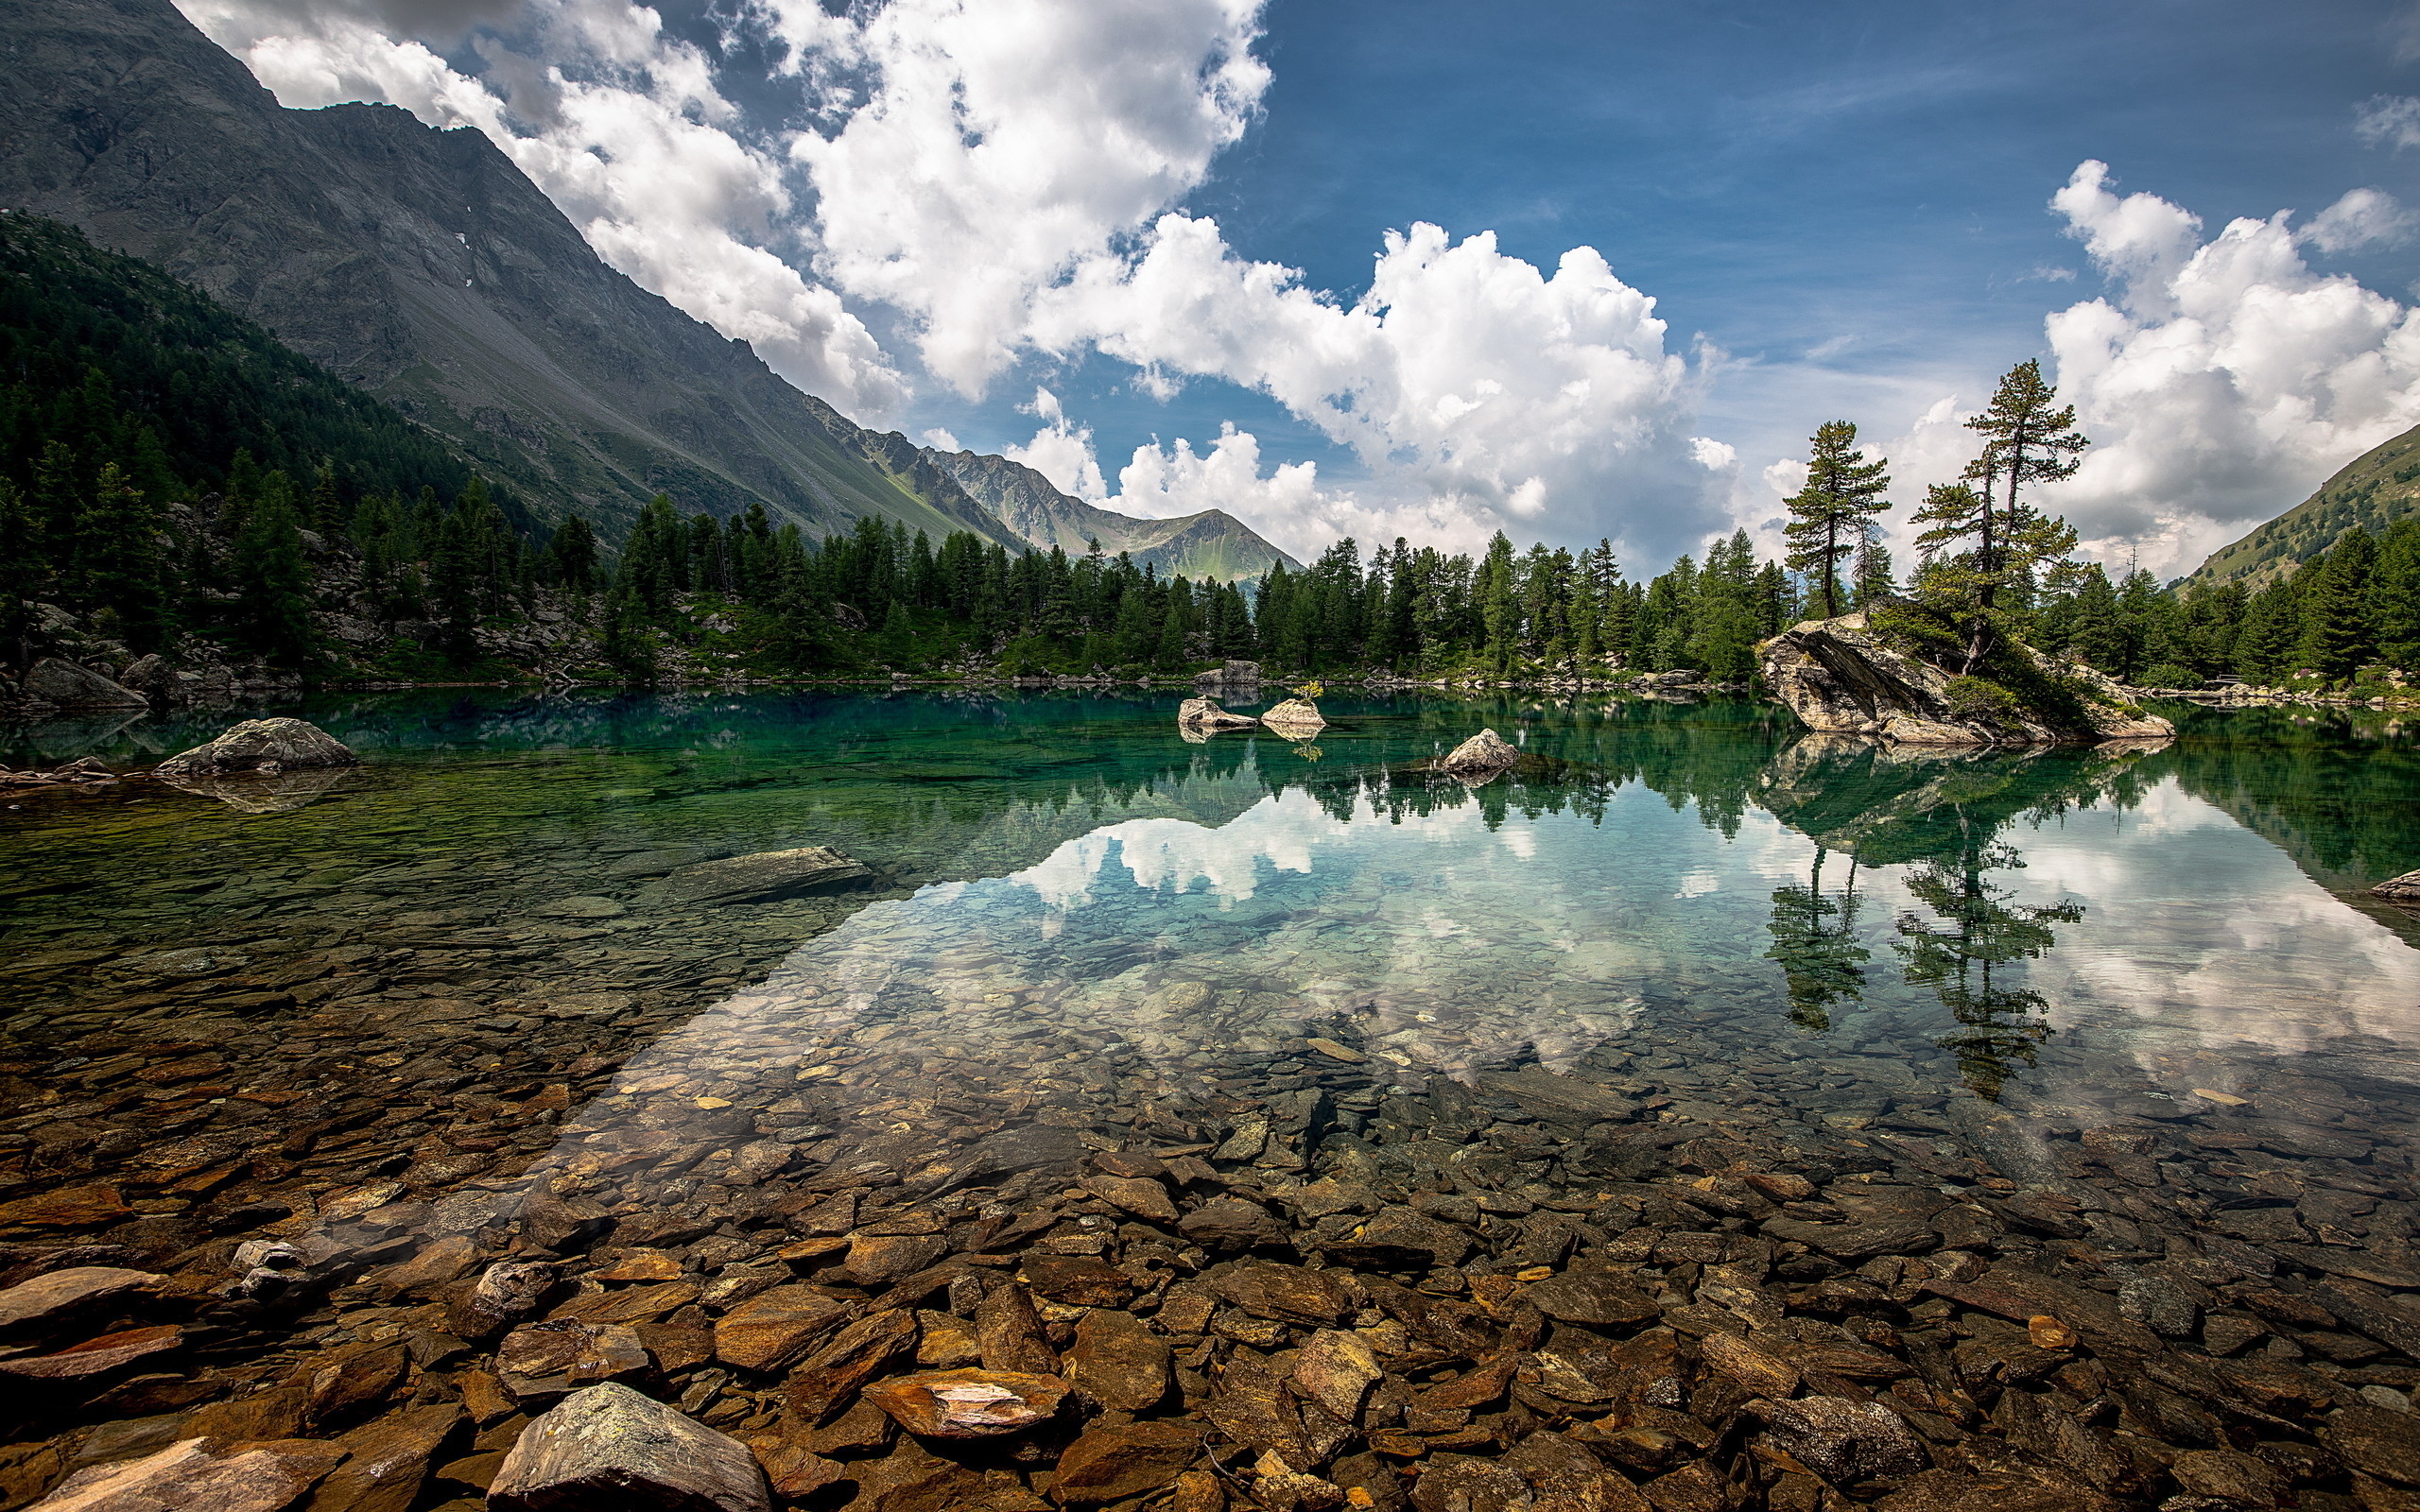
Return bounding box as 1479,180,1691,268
0,0,1022,548
929,450,1301,581
2184,422,2420,590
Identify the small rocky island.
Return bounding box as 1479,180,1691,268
1760,608,2174,746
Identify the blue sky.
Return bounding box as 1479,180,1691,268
183,0,2420,573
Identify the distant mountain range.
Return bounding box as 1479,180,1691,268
2185,422,2420,590
0,0,1292,581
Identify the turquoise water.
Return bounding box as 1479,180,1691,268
8,691,2419,1114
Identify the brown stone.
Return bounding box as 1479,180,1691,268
913,1311,983,1368
1065,1307,1170,1410
784,1309,919,1424
1290,1330,1382,1423
495,1320,651,1400
977,1283,1059,1375
1177,1197,1287,1249
713,1286,851,1373
596,1250,688,1283
0,1325,181,1380
846,1233,947,1286
0,1187,130,1231
303,1342,407,1428
745,1438,843,1500
1322,1209,1471,1269
27,1439,327,1512
1524,1272,1662,1329
489,1383,768,1512
1021,1255,1133,1307
1701,1332,1801,1400
1079,1176,1179,1225
446,1263,558,1341
2328,1404,2420,1488
304,1404,462,1512
369,1237,479,1299
0,1267,162,1332
862,1368,1068,1438
1209,1261,1355,1325
1762,1397,1928,1484
1051,1421,1206,1504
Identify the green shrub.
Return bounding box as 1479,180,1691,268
2140,662,2201,689
1945,675,2024,724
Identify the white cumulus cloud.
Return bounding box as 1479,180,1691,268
172,0,909,420
2300,187,2418,254
2038,161,2420,569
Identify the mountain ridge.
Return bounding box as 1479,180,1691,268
2184,421,2420,590
926,449,1302,581
0,0,1296,581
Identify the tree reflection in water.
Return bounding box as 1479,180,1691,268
1893,833,2083,1099
1763,848,1870,1033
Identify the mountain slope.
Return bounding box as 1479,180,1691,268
2185,422,2420,590
0,0,1021,548
929,449,1301,582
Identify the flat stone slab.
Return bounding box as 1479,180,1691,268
647,847,871,906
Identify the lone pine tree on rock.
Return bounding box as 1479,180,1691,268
1783,421,1892,620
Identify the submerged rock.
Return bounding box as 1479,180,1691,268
649,846,871,905
1759,609,2173,745
154,717,356,777
1177,696,1258,731
489,1383,769,1512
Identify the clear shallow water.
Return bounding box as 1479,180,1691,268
6,689,2420,1263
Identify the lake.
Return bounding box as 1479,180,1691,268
5,690,2420,1503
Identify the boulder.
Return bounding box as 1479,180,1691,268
489,1383,769,1512
649,846,871,906
1758,610,2173,745
1257,697,1325,735
154,718,355,777
0,1266,162,1332
1438,728,1519,777
1177,697,1258,731
117,655,177,699
25,1438,331,1512
20,658,147,710
2373,868,2420,903
1193,660,1262,687
1762,1397,1929,1482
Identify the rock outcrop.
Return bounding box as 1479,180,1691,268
646,847,873,906
153,718,357,777
1176,697,1258,731
1191,660,1263,688
19,658,147,710
1438,728,1520,777
1759,610,2174,745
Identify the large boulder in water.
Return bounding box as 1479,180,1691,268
154,717,356,776
1439,728,1519,776
1257,697,1325,736
2374,869,2420,904
1759,610,2173,746
20,658,146,710
1177,696,1258,730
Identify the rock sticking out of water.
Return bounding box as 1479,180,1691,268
1177,697,1259,731
1259,697,1326,736
151,717,357,778
2374,868,2420,903
1761,609,2174,745
17,660,147,712
1439,728,1520,778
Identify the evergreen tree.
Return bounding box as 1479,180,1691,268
231,478,314,665
74,462,166,650
1962,358,2087,609
547,512,598,593
2374,518,2420,671
1782,421,1891,618
2294,527,2377,679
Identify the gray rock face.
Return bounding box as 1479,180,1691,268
1759,610,2175,745
19,659,146,710
1177,697,1258,731
649,846,872,906
0,0,1019,548
488,1383,769,1512
1194,661,1264,686
154,718,356,777
1439,728,1519,776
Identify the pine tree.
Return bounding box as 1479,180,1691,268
231,478,314,665
1479,532,1517,673
2295,528,2377,680
75,462,167,650
1782,421,1891,619
1962,359,2087,609
547,513,598,593
2374,518,2420,671
2067,565,2125,675
0,478,43,663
